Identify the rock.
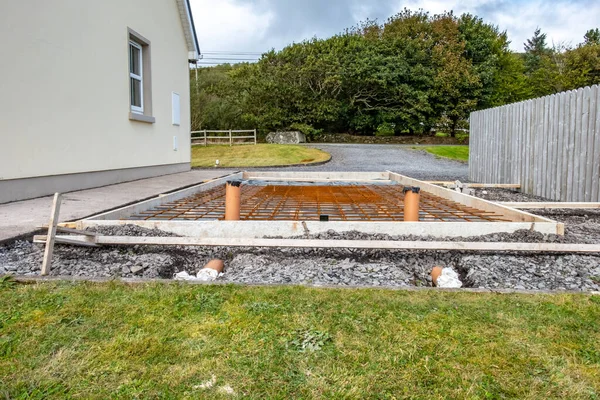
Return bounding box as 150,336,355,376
130,265,147,274
266,131,306,144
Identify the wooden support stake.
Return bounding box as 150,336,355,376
37,226,98,236
34,235,101,248
41,193,62,276
43,234,600,254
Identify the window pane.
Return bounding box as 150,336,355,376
131,77,142,108
129,44,141,75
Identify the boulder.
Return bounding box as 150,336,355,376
266,131,306,144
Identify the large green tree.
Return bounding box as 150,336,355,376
189,14,600,138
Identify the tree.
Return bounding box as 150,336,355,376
584,28,600,45
190,14,600,138
524,28,550,74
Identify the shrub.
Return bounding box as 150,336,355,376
375,122,396,137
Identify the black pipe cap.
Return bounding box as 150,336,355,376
227,180,243,187
402,186,421,194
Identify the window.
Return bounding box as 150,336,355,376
128,28,154,123
129,41,143,113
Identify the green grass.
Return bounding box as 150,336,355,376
422,145,470,162
191,144,330,167
1,281,600,398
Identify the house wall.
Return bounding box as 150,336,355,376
0,0,192,203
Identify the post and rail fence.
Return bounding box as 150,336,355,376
469,84,600,202
191,129,257,146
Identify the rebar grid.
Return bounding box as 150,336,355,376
129,184,509,222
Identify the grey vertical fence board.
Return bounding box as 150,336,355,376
579,87,590,201
500,106,507,183
524,101,531,192
489,107,494,183
519,101,526,186
583,86,594,201
511,103,518,183
476,110,480,182
573,88,584,201
541,95,550,198
546,95,559,199
566,90,577,201
469,113,474,179
564,90,574,201
499,106,505,183
492,107,497,183
506,105,512,184
551,94,559,199
497,106,502,183
542,96,554,198
524,100,531,193
531,98,538,196
506,104,519,183
593,85,600,202
555,92,565,201
534,97,543,197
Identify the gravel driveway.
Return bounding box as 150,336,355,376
254,144,469,181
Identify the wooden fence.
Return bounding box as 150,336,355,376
469,84,600,202
191,130,257,146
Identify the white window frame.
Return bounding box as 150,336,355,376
129,40,143,114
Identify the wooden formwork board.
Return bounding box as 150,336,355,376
86,172,243,221
498,202,600,209
71,219,561,238
34,234,600,254
387,172,558,225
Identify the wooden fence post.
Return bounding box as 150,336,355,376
229,129,233,147
254,129,257,145
203,130,207,146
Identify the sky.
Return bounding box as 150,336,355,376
189,0,600,65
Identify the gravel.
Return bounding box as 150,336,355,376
2,188,599,292
1,221,599,291
472,188,549,202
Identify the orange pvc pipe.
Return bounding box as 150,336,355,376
225,181,242,221
431,266,443,286
203,259,224,273
403,186,421,222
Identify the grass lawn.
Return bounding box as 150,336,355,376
191,144,330,168
1,280,600,398
421,145,470,162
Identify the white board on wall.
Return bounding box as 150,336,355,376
172,92,180,126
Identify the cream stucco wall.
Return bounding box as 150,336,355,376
0,0,192,181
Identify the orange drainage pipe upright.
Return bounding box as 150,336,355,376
403,186,421,222
225,180,242,220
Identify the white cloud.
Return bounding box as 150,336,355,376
189,0,600,56
396,0,599,51
190,0,274,53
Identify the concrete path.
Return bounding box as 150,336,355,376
0,170,234,243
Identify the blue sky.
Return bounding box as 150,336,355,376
189,0,600,64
